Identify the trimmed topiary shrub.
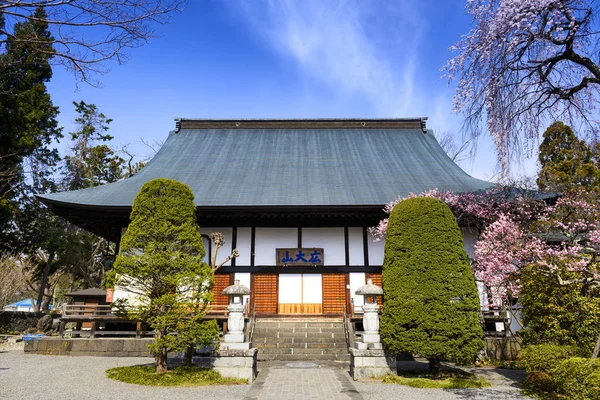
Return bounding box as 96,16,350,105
553,357,600,400
380,197,484,374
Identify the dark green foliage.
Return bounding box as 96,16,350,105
109,179,217,373
380,197,484,373
520,267,600,354
537,121,600,192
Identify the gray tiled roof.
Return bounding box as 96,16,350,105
38,123,493,208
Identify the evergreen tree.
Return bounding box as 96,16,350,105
109,179,218,373
0,7,62,249
537,122,600,193
380,197,483,375
63,101,125,190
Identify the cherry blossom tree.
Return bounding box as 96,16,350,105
371,188,600,308
445,0,600,171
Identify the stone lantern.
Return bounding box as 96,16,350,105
221,280,251,350
355,279,383,349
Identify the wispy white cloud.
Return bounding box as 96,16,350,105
232,0,424,117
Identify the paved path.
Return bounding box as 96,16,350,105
1,347,530,400
244,362,362,400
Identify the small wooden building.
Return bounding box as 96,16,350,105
39,118,492,317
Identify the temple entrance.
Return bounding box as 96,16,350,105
277,274,322,314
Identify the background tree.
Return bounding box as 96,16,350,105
0,1,186,85
445,0,600,171
109,179,217,373
380,197,483,375
537,121,600,192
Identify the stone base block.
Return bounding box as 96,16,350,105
220,342,250,350
350,348,397,380
23,338,153,357
224,333,245,343
360,333,380,343
354,342,383,350
194,348,257,382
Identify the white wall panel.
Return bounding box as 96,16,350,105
348,227,364,266
200,228,233,266
255,228,298,266
349,272,366,311
236,228,252,266
302,228,345,265
461,227,478,258
368,236,385,266
235,272,251,305
278,274,302,303
303,274,323,303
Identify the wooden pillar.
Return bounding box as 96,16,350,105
90,321,97,338
136,321,142,338
59,320,66,338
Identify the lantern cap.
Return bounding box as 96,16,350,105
222,279,251,296
355,279,383,296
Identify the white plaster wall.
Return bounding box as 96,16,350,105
234,272,251,306
200,228,233,266
368,237,385,266
461,227,478,258
201,235,211,263
303,274,323,303
349,272,366,311
255,228,298,266
348,227,364,266
302,228,345,265
236,228,252,266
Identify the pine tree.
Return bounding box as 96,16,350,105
109,179,218,373
380,197,483,375
537,122,600,193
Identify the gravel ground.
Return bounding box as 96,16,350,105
1,347,530,400
0,349,251,400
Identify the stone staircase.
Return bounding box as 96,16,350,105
252,318,350,362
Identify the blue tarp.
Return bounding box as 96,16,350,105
6,299,53,309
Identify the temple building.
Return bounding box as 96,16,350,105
38,118,492,316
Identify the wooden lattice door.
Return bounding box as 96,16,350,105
322,273,346,315
251,274,278,314
212,273,232,306
366,272,383,305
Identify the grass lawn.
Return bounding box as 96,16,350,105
106,365,248,386
382,370,491,389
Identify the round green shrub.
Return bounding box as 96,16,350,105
519,344,583,374
553,357,600,400
380,197,484,374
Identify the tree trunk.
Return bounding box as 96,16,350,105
428,358,441,376
592,331,600,359
185,346,194,366
155,349,168,373
35,252,54,312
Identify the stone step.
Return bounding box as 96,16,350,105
251,336,346,344
259,331,344,339
253,326,344,334
257,348,349,355
255,321,343,329
257,342,347,349
257,353,350,361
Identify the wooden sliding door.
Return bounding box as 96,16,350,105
251,274,278,314
322,273,346,315
277,274,323,314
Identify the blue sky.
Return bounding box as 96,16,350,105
46,0,538,182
